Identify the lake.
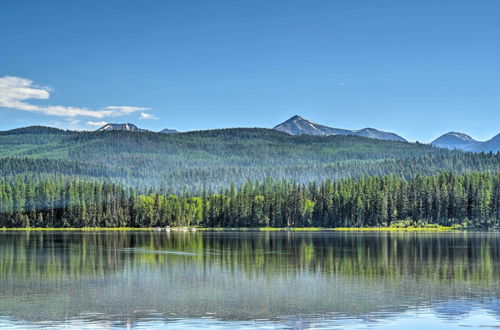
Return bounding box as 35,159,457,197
0,231,499,329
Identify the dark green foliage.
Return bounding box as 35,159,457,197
0,127,498,190
0,172,498,228
0,158,126,178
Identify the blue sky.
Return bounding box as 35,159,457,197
0,0,499,142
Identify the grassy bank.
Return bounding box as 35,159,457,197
0,227,154,231
201,225,462,232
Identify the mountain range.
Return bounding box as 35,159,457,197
430,132,500,153
430,132,477,150
98,123,178,134
273,115,407,142
94,115,498,153
98,123,148,132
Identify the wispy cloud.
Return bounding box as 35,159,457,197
139,112,159,120
0,76,149,119
87,121,108,127
39,118,88,131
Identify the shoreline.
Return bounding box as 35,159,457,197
0,225,494,232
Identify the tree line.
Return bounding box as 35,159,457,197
0,152,498,191
0,171,498,228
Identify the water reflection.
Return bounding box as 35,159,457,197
0,231,499,328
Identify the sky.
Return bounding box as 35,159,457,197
0,0,499,142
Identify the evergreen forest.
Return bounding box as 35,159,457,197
0,126,498,228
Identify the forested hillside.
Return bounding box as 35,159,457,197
0,172,498,228
0,126,498,190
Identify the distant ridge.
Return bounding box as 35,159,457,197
273,115,407,142
160,128,178,134
431,132,477,150
0,125,66,135
97,123,148,132
477,133,500,153
1,121,497,152
96,123,178,134
431,132,500,152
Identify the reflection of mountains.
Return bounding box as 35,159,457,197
0,231,499,324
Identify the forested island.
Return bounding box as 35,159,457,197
0,172,498,229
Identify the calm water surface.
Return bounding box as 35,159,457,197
0,231,499,329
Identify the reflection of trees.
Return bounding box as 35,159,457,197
0,232,498,286
0,231,499,324
198,232,500,285
0,231,204,279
